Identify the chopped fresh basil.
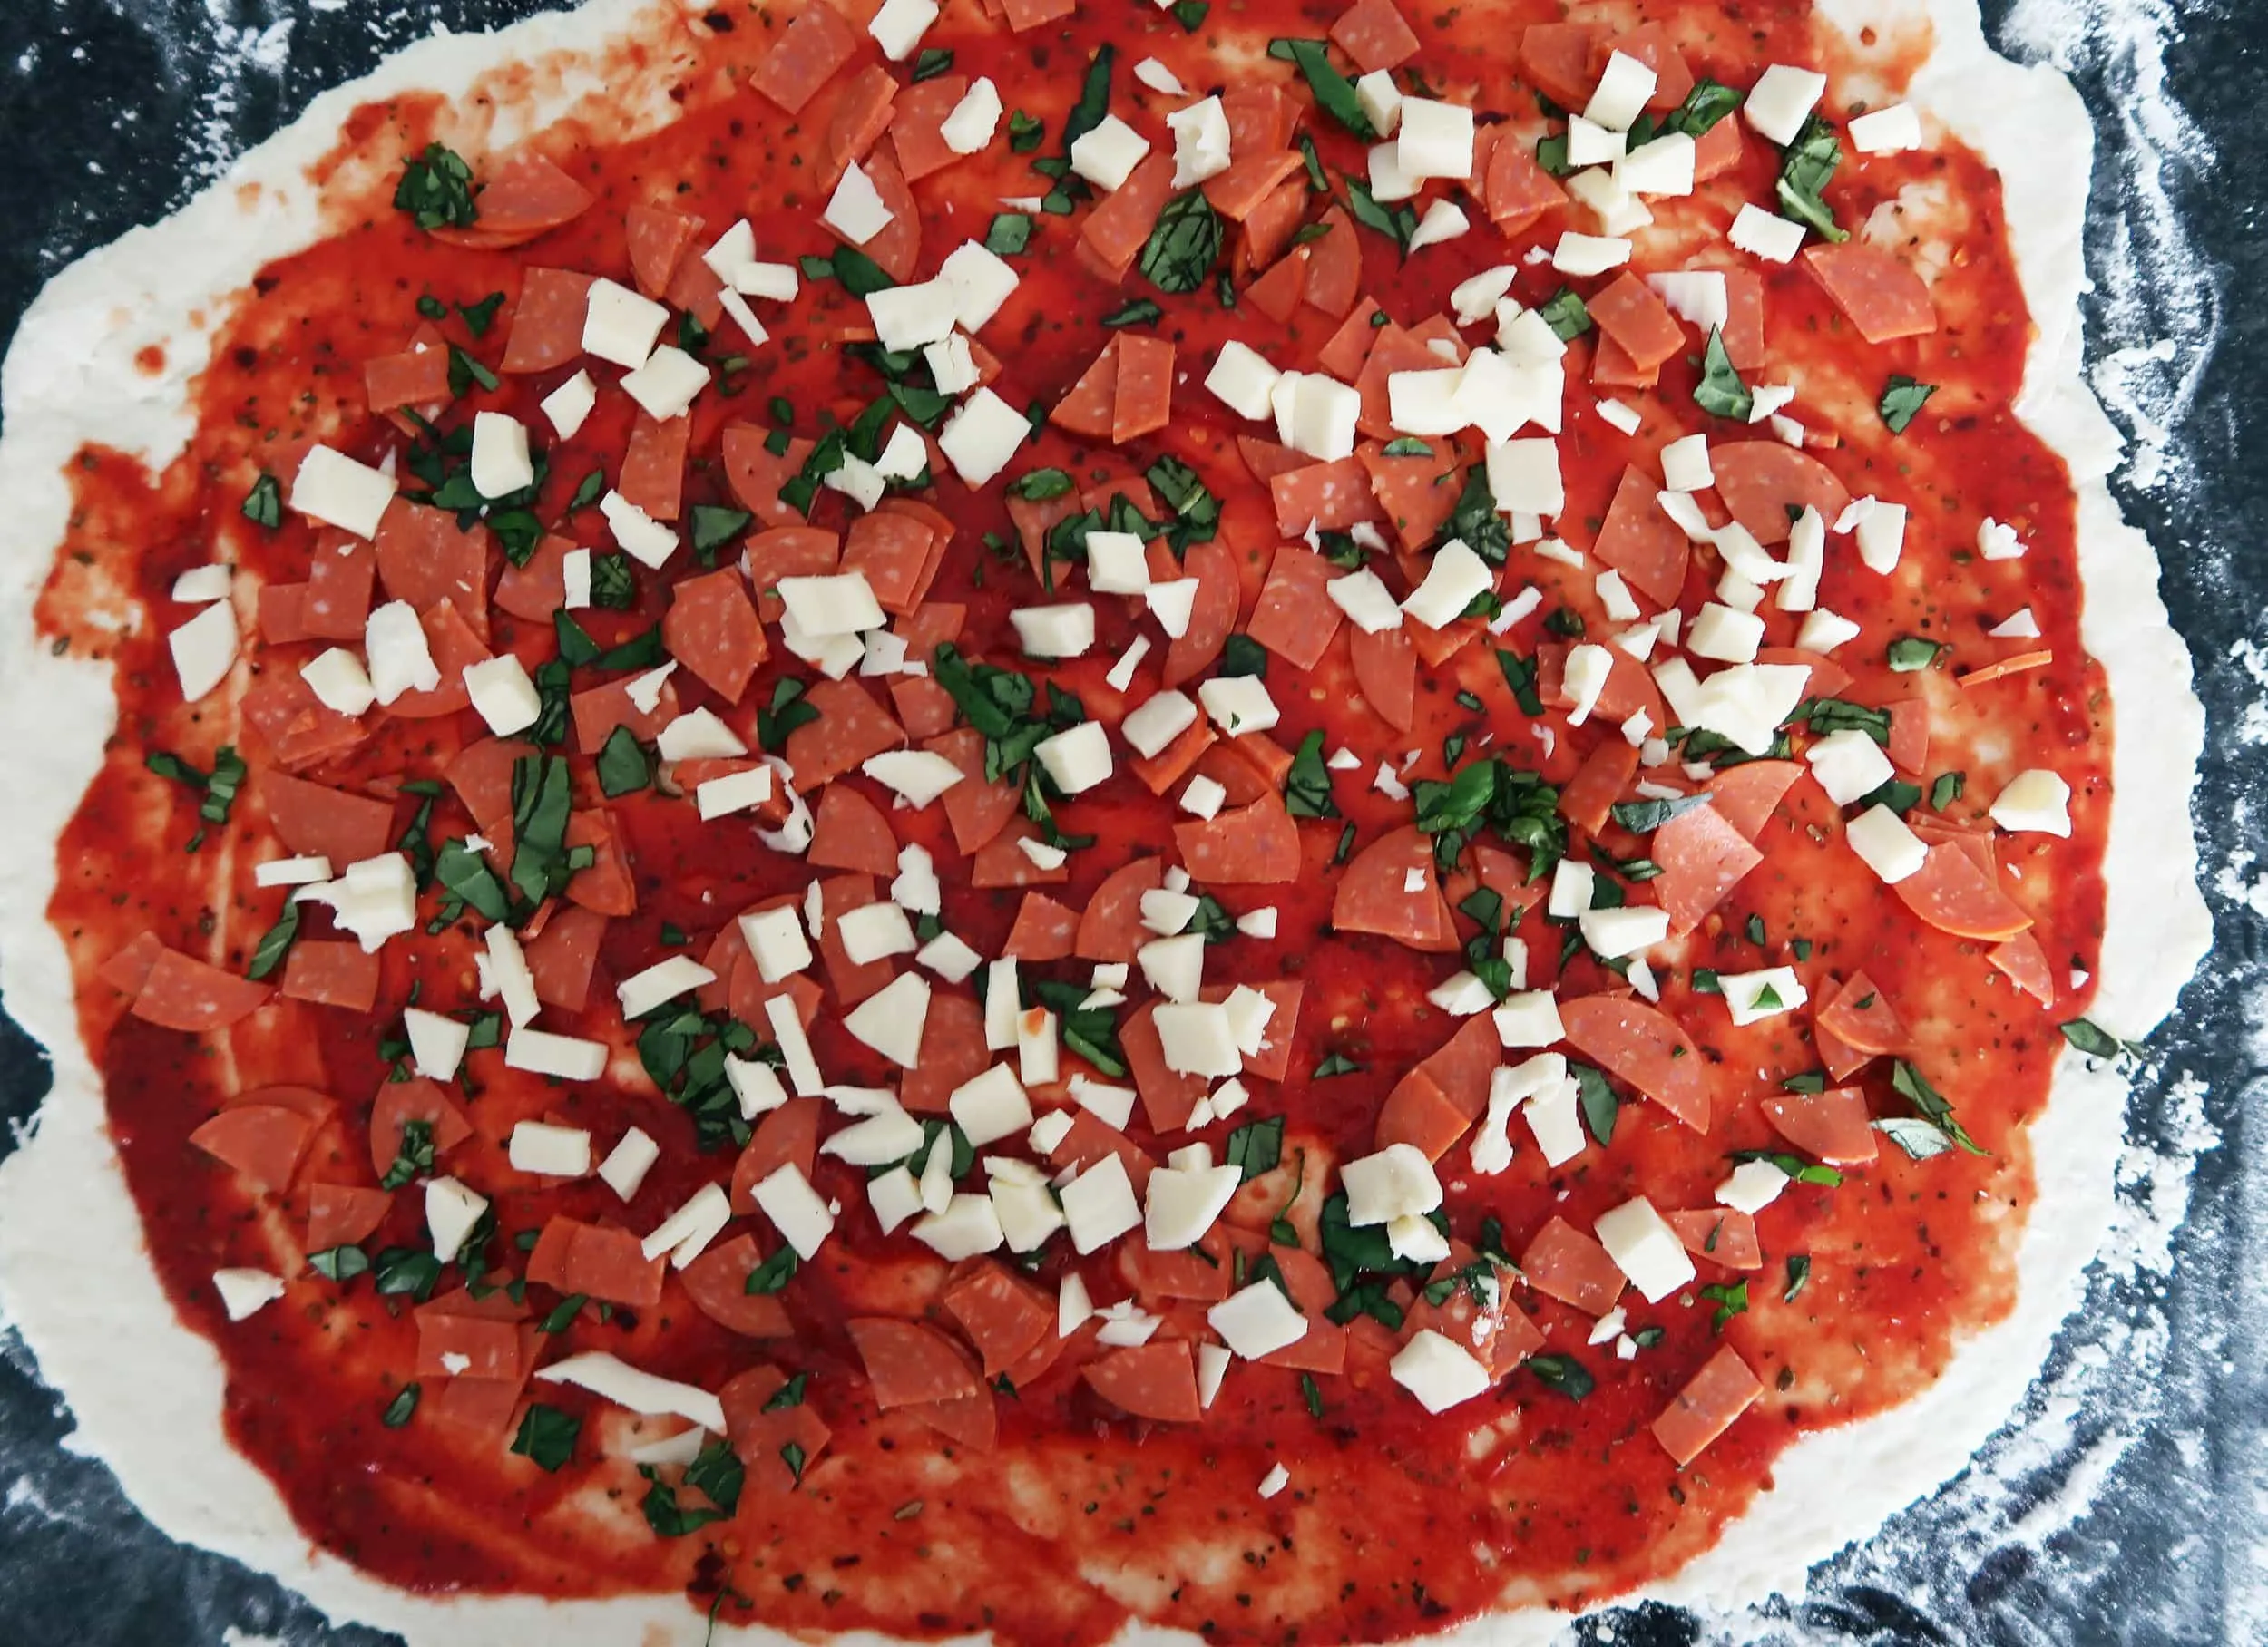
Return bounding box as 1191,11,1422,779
1496,649,1545,716
1300,1372,1325,1418
758,677,821,752
1794,696,1892,744
456,291,505,336
1699,1280,1749,1332
1890,1059,1986,1155
393,142,477,231
825,245,896,297
1528,1353,1594,1400
595,726,651,798
1381,436,1432,458
1311,1051,1364,1080
446,344,499,397
1139,190,1225,295
764,1371,809,1412
1171,0,1208,28
690,504,753,560
911,46,953,81
1857,778,1923,816
1784,1254,1813,1302
1225,1116,1285,1182
984,212,1032,256
1008,110,1043,152
1667,78,1742,137
744,1245,798,1295
1775,114,1849,242
380,1383,421,1428
1610,792,1714,833
1266,39,1374,139
1574,1063,1618,1147
1929,771,1967,811
640,1466,728,1536
1218,633,1267,678
568,467,606,512
1875,1116,1957,1160
1145,454,1220,552
1886,635,1946,671
1283,729,1337,819
1535,132,1571,177
1695,326,1754,420
243,898,300,982
378,1117,435,1192
241,473,283,530
309,1244,369,1282
1730,1146,1843,1187
434,838,511,923
2059,1018,2128,1060
538,1292,586,1334
371,1245,444,1301
1343,178,1417,250
1538,286,1592,341
1880,375,1937,434
1101,296,1163,328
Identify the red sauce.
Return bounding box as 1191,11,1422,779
32,1,2112,1640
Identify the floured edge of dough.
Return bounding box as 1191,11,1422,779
0,1,2208,1645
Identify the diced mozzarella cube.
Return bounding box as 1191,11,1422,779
1796,608,1862,653
1659,434,1713,493
1583,50,1657,132
600,489,678,568
1719,965,1807,1027
1618,131,1696,196
1647,270,1728,335
924,334,980,395
867,1165,923,1234
1121,688,1199,757
1355,69,1403,136
1166,94,1233,187
917,931,982,983
725,1056,788,1119
1579,903,1668,959
1070,114,1151,191
1391,1329,1491,1411
1492,989,1564,1048
1566,114,1626,168
739,905,814,984
1011,600,1097,659
1729,203,1807,263
941,77,1003,153
1143,1160,1243,1249
860,748,963,809
595,1127,660,1201
1806,726,1895,806
939,241,1020,332
1326,568,1403,633
1146,578,1199,638
1197,673,1279,736
1207,339,1282,420
364,599,439,704
582,277,670,368
1366,139,1421,203
1208,1279,1309,1360
1979,517,2027,560
561,547,592,608
462,654,541,736
298,646,376,716
1182,775,1227,819
1276,371,1361,463
1035,720,1113,794
1562,641,1615,725
1085,529,1151,594
937,386,1030,486
1451,264,1517,325
1340,1144,1442,1227
1395,95,1474,180
1595,396,1643,435
778,572,885,638
617,954,717,1020
1846,803,1928,883
290,444,396,539
470,411,534,499
504,1024,611,1080
1854,501,1908,573
1990,769,2073,836
1548,857,1596,920
213,1268,286,1321
1593,1195,1694,1302
1061,1154,1142,1253
1686,602,1765,663
1153,1001,1242,1077
425,1176,489,1260
621,346,709,422
1551,230,1632,277
753,1162,835,1258
950,1063,1033,1148
866,0,936,60
1849,102,1922,153
1406,200,1470,251
824,161,895,245
1401,539,1494,629
508,1119,591,1178
1486,435,1563,516
1745,63,1828,146
168,601,237,703
866,278,961,352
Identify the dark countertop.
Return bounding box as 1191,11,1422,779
0,4,2260,1643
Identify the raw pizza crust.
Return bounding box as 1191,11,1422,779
0,0,2209,1642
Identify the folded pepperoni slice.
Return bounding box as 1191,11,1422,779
1559,994,1709,1131
428,151,594,250
721,1367,835,1492
928,727,1019,855
280,940,383,1012
1050,337,1119,440
1559,738,1640,838
1315,297,1383,382
1270,455,1384,536
1588,272,1686,375
1174,793,1302,886
1651,801,1764,935
784,679,905,791
1520,1215,1626,1315
1202,151,1305,224
307,1183,391,1252
1347,622,1416,732
943,1262,1056,1378
841,508,937,615
374,502,490,638
1111,334,1175,446
240,673,367,771
1358,439,1461,551
1004,892,1080,961
301,529,376,642
131,948,272,1033
189,1104,314,1194
1302,208,1361,318
749,0,859,115
1374,1067,1468,1160
528,1217,666,1308
264,772,396,866
1651,1344,1763,1467
563,811,638,917
1162,536,1240,687
888,73,969,182
808,783,899,876
1590,463,1688,608
660,566,763,703
1589,331,1657,391
493,534,573,624
1239,176,1307,272
1709,442,1852,547
1813,970,1908,1056
1758,1084,1879,1166
1332,825,1458,950
1083,1339,1201,1424
1244,543,1344,670
1892,843,2035,941
364,345,453,414
1073,856,1166,962
1079,154,1175,278
820,64,901,191
414,1306,525,1381
500,267,595,374
679,1234,797,1338
850,1317,988,1408
722,428,817,529
1703,760,1803,844
899,991,988,1116
1121,1000,1207,1134
617,412,690,521
1518,23,1600,112
1804,242,1939,344
1329,0,1419,70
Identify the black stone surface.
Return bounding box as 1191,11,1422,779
0,4,2259,1644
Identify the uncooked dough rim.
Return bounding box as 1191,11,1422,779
0,1,2209,1643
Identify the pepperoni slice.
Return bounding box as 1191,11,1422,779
1079,154,1176,279
807,784,898,876
749,0,861,115
280,941,383,1012
500,267,595,374
849,1317,988,1408
364,344,453,414
1520,1216,1626,1315
1704,760,1803,843
1693,113,1745,183
493,533,572,623
747,527,843,619
660,566,765,703
679,1234,797,1337
1129,716,1217,797
1174,793,1302,886
374,501,489,638
429,151,594,250
927,728,1019,855
1598,22,1695,111
368,1078,474,1177
264,772,396,866
1302,208,1361,318
618,412,691,521
943,1262,1056,1378
1083,1339,1201,1424
563,811,639,917
1374,1068,1469,1160
1050,337,1119,440
1559,995,1709,1131
523,905,608,1011
1123,1241,1235,1304
1813,970,1907,1056
1046,1111,1158,1195
1588,272,1686,375
1758,1085,1879,1165
1221,84,1296,151
131,948,272,1033
188,1105,314,1194
382,601,489,720
1122,1000,1207,1133
973,823,1071,889
1347,622,1416,731
1075,856,1167,962
570,675,677,755
307,1183,391,1252
1001,0,1076,29
1329,0,1420,69
728,1096,825,1218
1589,331,1657,391
1709,442,1852,547
240,673,367,771
899,991,987,1116
888,73,969,183
1239,176,1307,272
1651,801,1764,934
1803,242,1938,344
1669,1209,1762,1269
1989,930,2058,1007
1112,334,1175,446
1332,825,1458,951
445,736,534,826
1719,266,1766,370
302,529,376,641
625,202,699,298
1358,439,1461,551
1559,738,1640,838
1589,465,1687,609
1352,320,1442,439
722,1367,836,1492
1651,1344,1763,1466
1244,544,1345,670
1892,843,2035,941
721,427,816,529
891,676,956,740
1162,535,1241,687
1518,23,1602,116
784,679,906,792
1201,150,1306,224
1539,643,1667,738
842,509,937,615
413,1299,528,1384
1004,892,1080,961
1315,297,1383,380
1270,455,1385,536
820,64,902,193
527,1217,666,1308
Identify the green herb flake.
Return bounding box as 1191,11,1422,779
1266,39,1375,139
1225,1116,1285,1182
984,212,1033,256
240,473,283,530
1538,285,1593,341
1139,190,1226,295
1879,375,1938,434
1929,771,1967,811
1784,1254,1812,1303
1886,635,1946,672
393,142,478,232
1695,326,1755,420
1528,1353,1595,1400
381,1383,422,1428
911,46,953,81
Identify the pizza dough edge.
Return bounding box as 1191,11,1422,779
0,0,2210,1641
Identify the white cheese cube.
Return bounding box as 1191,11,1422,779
1035,720,1112,794
1990,769,2073,836
868,1165,923,1234
1327,568,1403,634
1593,1195,1693,1302
941,76,1003,154
597,1127,660,1201
1143,1161,1243,1250
1138,931,1205,999
824,161,895,245
725,1056,788,1119
1406,200,1470,251
1562,641,1615,725
1196,673,1279,736
1687,602,1765,663
504,1027,608,1080
299,647,375,716
1566,114,1627,168
866,0,936,59
1451,264,1518,325
696,765,776,820
616,954,717,1020
1166,94,1233,187
1145,578,1199,638
621,346,709,423
866,278,961,353
918,931,982,983
509,1120,591,1177
912,1193,1004,1261
213,1268,286,1321
168,601,237,704
1979,517,2027,560
939,241,1020,332
256,853,332,891
1070,114,1151,190
1583,50,1657,132
1486,436,1563,517
1719,965,1808,1027
1579,904,1669,959
1492,989,1565,1048
1854,501,1908,573
1340,1144,1442,1227
1806,727,1894,806
1717,1157,1791,1214
1745,63,1828,146
1401,539,1494,629
1618,131,1696,197
600,489,679,568
1551,230,1633,277
1208,1279,1309,1360
1121,689,1199,758
1153,1001,1242,1077
859,749,963,809
1796,608,1862,653
739,905,814,984
1849,102,1921,154
1010,601,1095,659
950,1063,1033,1148
752,1162,835,1258
1659,434,1713,493
561,547,592,609
924,334,980,395
425,1176,489,1259
1182,775,1227,819
1846,804,1928,883
1366,140,1421,203
836,901,917,965
1207,339,1282,421
1061,1154,1142,1253
1729,203,1807,263
1396,96,1474,180
1085,529,1151,594
290,445,396,539
364,599,439,705
778,572,885,638
1390,1329,1491,1411
463,654,541,736
937,386,1030,486
469,411,534,499
582,277,670,368
1281,372,1361,463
